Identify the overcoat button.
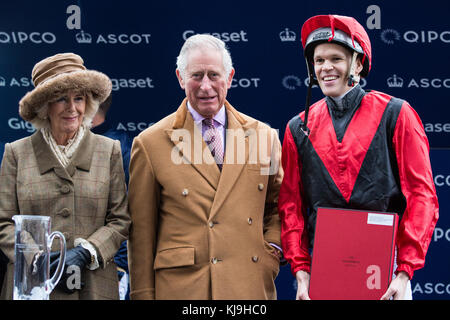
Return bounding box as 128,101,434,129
247,218,253,225
60,185,70,194
209,221,214,228
182,189,189,196
58,208,71,217
252,256,259,263
211,257,218,264
179,136,184,141
258,183,264,191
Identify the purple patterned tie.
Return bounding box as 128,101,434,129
203,118,224,170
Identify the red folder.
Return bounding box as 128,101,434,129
309,207,399,300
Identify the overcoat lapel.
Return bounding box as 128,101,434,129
165,99,220,190
209,101,258,219
164,99,258,218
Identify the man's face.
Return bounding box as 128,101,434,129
176,47,234,118
313,42,362,97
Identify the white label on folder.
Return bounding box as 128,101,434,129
367,213,394,226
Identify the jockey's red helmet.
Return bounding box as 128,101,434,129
301,14,372,78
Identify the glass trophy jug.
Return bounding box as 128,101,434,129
12,215,66,300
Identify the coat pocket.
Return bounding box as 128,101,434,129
246,163,273,178
154,246,195,270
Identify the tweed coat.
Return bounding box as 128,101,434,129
0,130,130,300
128,99,283,300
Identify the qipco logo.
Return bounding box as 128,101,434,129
403,30,450,43
0,31,56,44
381,29,450,45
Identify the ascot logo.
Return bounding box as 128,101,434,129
116,122,154,132
387,75,450,89
75,30,151,45
387,74,403,88
75,30,92,43
230,77,261,89
381,28,450,44
279,28,296,42
413,282,450,296
0,75,32,87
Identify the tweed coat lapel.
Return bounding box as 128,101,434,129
68,130,95,175
31,129,94,182
165,98,220,190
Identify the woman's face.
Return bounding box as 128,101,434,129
48,90,86,140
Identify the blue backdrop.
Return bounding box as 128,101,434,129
1,0,448,300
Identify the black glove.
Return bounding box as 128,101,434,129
50,245,91,294
0,249,8,264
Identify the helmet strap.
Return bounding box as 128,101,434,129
302,78,313,136
302,58,316,136
347,51,360,87
305,57,318,86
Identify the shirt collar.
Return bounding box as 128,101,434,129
187,101,226,127
330,84,358,103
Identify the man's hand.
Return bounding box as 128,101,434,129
272,247,282,259
295,270,311,300
380,271,409,300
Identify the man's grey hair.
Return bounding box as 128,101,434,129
176,34,233,79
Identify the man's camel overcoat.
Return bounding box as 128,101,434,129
128,99,283,300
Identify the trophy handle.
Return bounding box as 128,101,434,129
45,231,66,294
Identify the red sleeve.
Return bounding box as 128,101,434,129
278,123,311,276
392,102,439,280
